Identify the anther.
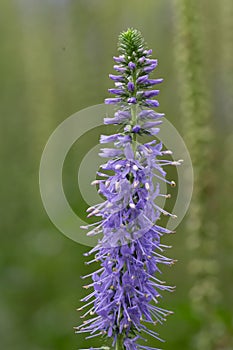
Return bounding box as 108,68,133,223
133,180,139,188
163,150,173,155
129,203,136,209
115,164,122,170
91,180,99,185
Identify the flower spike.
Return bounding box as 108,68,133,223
76,28,181,350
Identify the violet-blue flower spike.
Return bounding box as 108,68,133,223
76,28,182,350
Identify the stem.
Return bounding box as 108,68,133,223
115,334,124,350
131,68,138,155
131,104,138,154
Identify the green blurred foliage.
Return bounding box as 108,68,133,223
0,0,232,349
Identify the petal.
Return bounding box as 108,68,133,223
105,98,122,104
124,143,134,160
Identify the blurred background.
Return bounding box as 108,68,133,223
0,0,232,349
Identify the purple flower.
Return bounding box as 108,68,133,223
77,28,180,350
104,111,131,125
142,121,162,129
105,97,122,104
98,148,123,158
132,125,141,133
138,110,164,119
109,74,124,82
145,59,158,65
100,134,132,146
136,75,149,84
116,135,132,145
143,90,160,98
145,78,164,86
144,99,160,107
127,81,135,92
108,88,124,95
128,61,136,70
143,64,158,73
127,97,137,104
114,65,127,73
143,49,153,55
113,55,125,63
100,134,120,143
139,56,146,64
149,127,160,135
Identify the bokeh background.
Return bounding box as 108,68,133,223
0,0,232,349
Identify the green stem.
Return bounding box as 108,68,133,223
131,68,138,155
115,334,124,350
131,104,138,154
